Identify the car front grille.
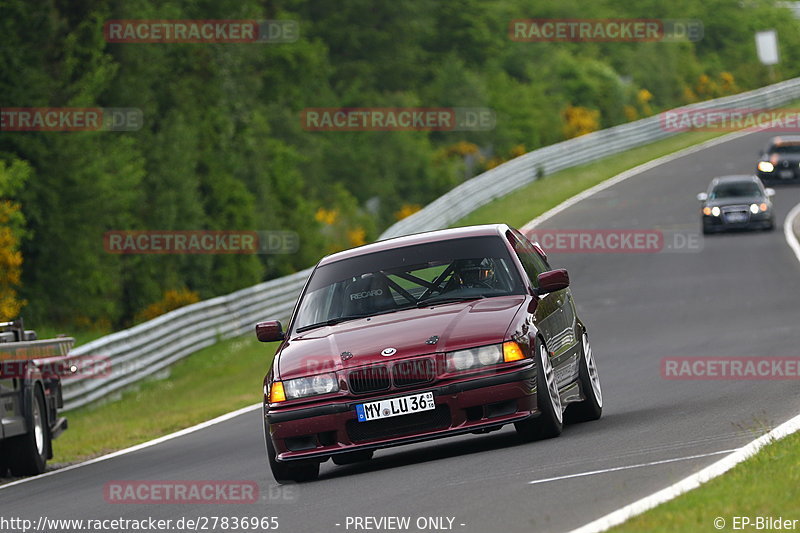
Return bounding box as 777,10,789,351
721,205,750,222
346,405,451,442
721,205,748,214
348,365,390,394
393,358,436,387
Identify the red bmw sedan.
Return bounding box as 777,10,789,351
257,224,602,482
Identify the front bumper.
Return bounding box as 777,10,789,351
758,168,800,184
702,212,773,232
265,365,537,462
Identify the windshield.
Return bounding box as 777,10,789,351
769,144,800,154
709,182,762,199
293,236,524,333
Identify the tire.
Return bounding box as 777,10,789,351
564,331,603,423
515,340,563,442
266,437,319,483
8,386,50,476
0,442,8,477
332,450,373,466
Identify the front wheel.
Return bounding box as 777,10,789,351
267,437,319,483
8,386,50,476
515,340,563,442
565,331,603,423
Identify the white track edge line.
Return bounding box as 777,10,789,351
567,413,800,533
527,449,737,486
784,201,800,265
0,403,260,491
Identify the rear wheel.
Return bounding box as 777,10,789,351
267,437,319,483
565,331,603,423
515,340,563,442
332,450,373,466
8,386,50,476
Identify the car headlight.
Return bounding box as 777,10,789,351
446,341,525,372
758,161,774,173
272,373,339,402
750,203,760,214
711,206,721,217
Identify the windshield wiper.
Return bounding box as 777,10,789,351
295,314,373,333
416,295,486,307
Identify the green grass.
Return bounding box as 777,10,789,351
52,336,278,464
610,431,800,532
454,130,725,229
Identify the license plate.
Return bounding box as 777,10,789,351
356,391,434,422
780,170,794,179
725,212,747,223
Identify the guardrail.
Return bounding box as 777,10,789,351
63,77,800,410
64,268,311,409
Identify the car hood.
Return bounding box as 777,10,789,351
276,295,526,379
705,196,765,208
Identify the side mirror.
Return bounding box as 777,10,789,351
696,192,708,202
256,320,284,342
536,269,570,295
765,187,776,197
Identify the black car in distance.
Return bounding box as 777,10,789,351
697,175,775,234
756,136,800,184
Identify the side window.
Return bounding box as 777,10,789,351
508,231,549,288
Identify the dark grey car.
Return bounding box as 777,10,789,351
697,175,775,234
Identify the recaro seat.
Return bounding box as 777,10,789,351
342,274,396,316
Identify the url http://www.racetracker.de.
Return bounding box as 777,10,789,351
0,515,280,532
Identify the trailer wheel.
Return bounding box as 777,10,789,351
0,442,8,477
8,386,50,476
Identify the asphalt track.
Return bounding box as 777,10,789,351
2,130,800,533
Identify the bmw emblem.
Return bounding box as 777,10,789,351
381,347,397,357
